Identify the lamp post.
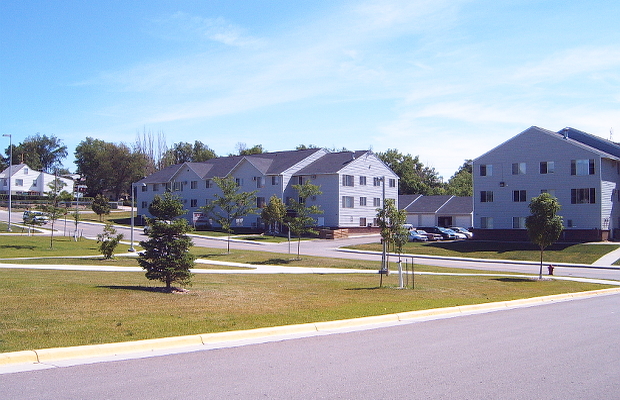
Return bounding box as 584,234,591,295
129,182,136,252
2,134,12,232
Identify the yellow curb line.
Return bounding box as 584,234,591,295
2,287,620,367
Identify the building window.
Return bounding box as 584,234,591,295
571,159,595,176
255,177,264,188
568,220,574,228
389,178,396,188
24,168,29,175
512,217,526,229
373,198,381,207
298,176,304,185
359,197,367,206
540,161,554,174
480,164,492,176
373,177,382,186
342,175,354,187
480,191,494,203
191,181,198,189
359,217,367,227
257,197,266,208
141,201,148,208
571,188,596,204
513,190,527,202
32,180,37,187
271,176,280,185
172,182,182,191
235,178,243,186
15,179,23,187
141,185,148,192
480,217,493,229
206,180,212,189
153,183,159,192
342,196,354,208
190,199,198,207
512,162,526,175
1,178,6,186
359,176,367,186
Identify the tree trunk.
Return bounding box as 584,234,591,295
539,247,544,280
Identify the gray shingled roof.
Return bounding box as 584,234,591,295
295,150,369,175
438,196,473,214
555,127,620,159
401,195,472,214
137,148,324,183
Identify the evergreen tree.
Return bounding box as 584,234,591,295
138,193,194,291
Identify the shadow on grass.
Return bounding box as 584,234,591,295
492,277,536,283
0,245,37,250
424,241,573,254
99,285,185,293
345,286,385,291
250,258,293,265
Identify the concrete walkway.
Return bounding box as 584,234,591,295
592,244,620,265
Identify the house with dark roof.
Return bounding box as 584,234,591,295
399,195,473,228
473,126,620,241
135,149,398,230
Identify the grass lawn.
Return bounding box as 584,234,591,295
349,240,620,264
0,268,613,353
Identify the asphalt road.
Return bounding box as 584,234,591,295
2,293,619,399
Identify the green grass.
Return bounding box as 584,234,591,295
0,268,612,353
349,241,620,264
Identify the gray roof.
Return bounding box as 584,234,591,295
401,195,472,214
295,151,370,175
137,149,324,184
398,194,422,209
554,127,620,159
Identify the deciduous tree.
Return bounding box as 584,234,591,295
261,195,286,235
285,181,323,259
526,193,564,279
91,194,111,222
201,176,258,253
97,223,124,259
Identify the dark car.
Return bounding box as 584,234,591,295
418,226,457,240
415,229,442,241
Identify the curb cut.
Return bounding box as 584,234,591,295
2,287,620,369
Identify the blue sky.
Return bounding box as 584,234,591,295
1,0,619,178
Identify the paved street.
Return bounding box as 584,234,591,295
2,293,619,399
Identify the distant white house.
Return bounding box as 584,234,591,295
135,149,399,230
473,126,620,242
0,164,74,195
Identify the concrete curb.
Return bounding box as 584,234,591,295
2,287,620,368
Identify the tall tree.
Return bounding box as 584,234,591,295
139,192,194,291
7,133,67,173
377,149,444,195
236,143,264,156
526,193,564,280
445,160,473,197
285,181,323,260
162,141,217,166
74,137,148,199
201,176,258,253
134,128,168,174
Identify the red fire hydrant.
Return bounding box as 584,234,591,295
548,265,554,275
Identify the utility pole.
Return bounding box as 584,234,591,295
2,134,12,232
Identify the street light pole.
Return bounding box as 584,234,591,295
129,182,136,252
2,134,12,232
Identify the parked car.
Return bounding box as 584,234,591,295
415,229,442,241
408,230,428,242
22,210,48,224
418,226,457,240
449,226,473,239
444,228,467,240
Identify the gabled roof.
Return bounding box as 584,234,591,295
0,163,29,178
137,148,325,183
398,194,423,209
554,127,620,159
401,195,472,214
437,196,473,214
475,126,620,162
295,150,370,175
